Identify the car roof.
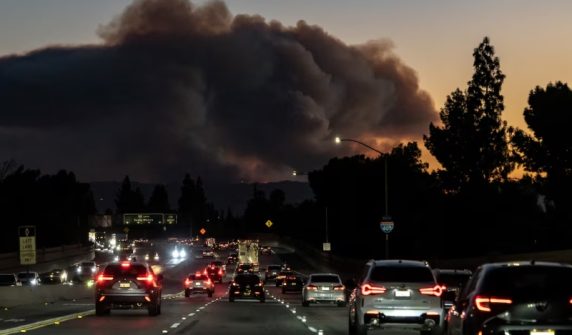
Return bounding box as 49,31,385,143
433,268,472,275
478,261,572,270
310,273,340,277
368,259,431,267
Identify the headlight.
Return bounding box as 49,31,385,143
172,249,180,258
180,249,187,258
92,267,96,273
114,256,119,262
145,254,149,261
154,254,159,261
116,246,121,251
31,279,37,285
76,268,82,274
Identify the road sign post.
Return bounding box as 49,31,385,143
19,226,37,265
379,217,394,259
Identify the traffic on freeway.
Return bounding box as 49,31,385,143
2,237,571,335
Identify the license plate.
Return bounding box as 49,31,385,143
321,287,330,291
195,282,202,286
395,290,410,297
531,331,554,335
291,283,296,286
120,282,130,288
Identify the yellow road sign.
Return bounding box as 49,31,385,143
19,226,36,265
199,228,206,235
265,220,273,228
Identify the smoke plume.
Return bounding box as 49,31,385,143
0,0,436,182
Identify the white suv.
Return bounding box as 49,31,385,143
348,260,444,335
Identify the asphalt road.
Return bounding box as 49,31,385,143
0,241,418,335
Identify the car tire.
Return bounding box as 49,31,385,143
338,301,347,307
302,300,309,307
208,291,213,298
184,290,190,298
95,302,109,316
229,296,234,302
148,303,160,316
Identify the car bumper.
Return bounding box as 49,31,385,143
186,287,212,294
304,291,345,303
96,292,159,307
360,308,443,330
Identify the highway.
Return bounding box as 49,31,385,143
0,241,372,335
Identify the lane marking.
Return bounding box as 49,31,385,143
0,309,94,335
170,323,180,328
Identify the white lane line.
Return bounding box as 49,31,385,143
308,326,318,333
188,312,195,317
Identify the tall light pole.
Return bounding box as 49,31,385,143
292,170,330,251
334,136,393,259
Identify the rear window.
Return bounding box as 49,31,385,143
480,266,572,297
235,274,260,284
103,264,148,277
436,273,471,288
311,275,340,283
370,266,435,283
189,274,208,280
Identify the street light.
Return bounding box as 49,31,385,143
292,170,330,250
334,136,392,259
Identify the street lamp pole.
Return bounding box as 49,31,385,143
335,137,391,259
292,170,330,247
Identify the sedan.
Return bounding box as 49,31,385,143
302,273,346,307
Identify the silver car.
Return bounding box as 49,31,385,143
302,273,346,307
348,260,444,335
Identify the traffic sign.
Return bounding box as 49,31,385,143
265,220,273,228
199,228,206,235
323,242,331,251
380,217,394,234
19,226,36,265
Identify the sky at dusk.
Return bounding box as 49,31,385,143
1,0,571,183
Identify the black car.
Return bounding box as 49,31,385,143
236,263,255,274
433,268,472,309
264,265,282,282
281,274,304,294
0,273,20,286
229,273,265,302
275,270,295,287
40,268,68,284
447,261,572,335
95,261,163,316
227,253,238,265
206,264,225,283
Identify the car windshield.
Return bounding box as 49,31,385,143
481,266,572,298
311,275,340,283
370,266,434,283
189,274,208,280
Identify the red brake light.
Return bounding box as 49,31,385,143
184,279,192,286
218,269,223,275
419,285,443,297
97,274,113,283
475,295,512,312
120,261,130,268
137,273,154,282
307,284,317,291
361,284,386,296
334,285,345,291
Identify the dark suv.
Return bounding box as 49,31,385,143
229,273,265,302
95,261,163,316
433,269,472,310
446,261,572,335
348,260,444,335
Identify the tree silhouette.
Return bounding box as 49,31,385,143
147,184,170,212
424,37,513,193
512,81,572,212
115,176,145,213
178,174,209,235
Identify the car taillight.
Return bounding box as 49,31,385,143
307,284,317,291
121,261,130,268
137,273,156,287
204,279,211,285
231,281,239,287
218,269,223,275
185,279,192,286
334,285,345,291
361,284,386,296
474,295,512,312
419,285,443,297
97,274,113,284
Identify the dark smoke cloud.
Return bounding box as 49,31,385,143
0,0,436,183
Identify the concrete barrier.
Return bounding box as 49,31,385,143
0,285,94,308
